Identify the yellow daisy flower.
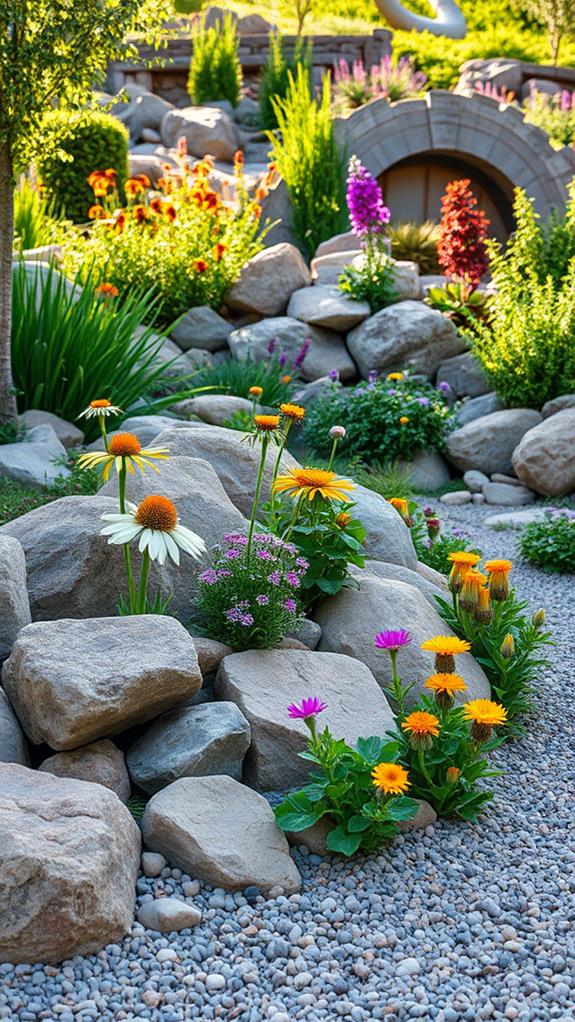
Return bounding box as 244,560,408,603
371,762,410,796
424,672,467,708
401,710,440,749
421,635,471,674
273,467,355,503
463,699,508,742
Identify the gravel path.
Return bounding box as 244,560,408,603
1,505,574,1022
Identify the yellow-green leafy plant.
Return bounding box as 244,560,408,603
188,14,242,108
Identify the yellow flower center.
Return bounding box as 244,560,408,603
90,399,112,409
254,414,280,431
134,495,178,532
108,432,142,457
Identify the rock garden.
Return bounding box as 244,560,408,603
0,2,574,1021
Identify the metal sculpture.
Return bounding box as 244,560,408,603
375,0,467,39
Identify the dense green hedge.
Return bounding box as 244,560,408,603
38,110,129,223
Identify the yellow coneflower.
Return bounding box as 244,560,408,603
463,699,507,742
77,432,169,482
421,635,471,674
401,710,440,750
371,762,410,796
273,467,355,503
484,559,513,601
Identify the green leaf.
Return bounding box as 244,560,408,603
274,793,328,832
386,796,420,821
347,815,373,833
326,826,363,857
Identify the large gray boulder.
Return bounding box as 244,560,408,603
227,244,311,317
128,91,174,141
436,351,490,398
21,409,84,449
150,425,299,518
287,284,370,331
2,616,202,750
160,105,241,161
181,395,254,426
352,484,418,569
446,409,543,475
127,702,251,794
0,764,141,964
39,739,131,802
365,560,446,607
0,689,29,765
228,316,357,383
0,536,31,661
315,575,490,706
347,301,465,379
512,409,575,497
541,394,575,419
456,392,504,427
0,424,70,490
171,305,233,352
215,649,395,790
142,775,302,893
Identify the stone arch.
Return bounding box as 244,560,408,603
335,91,575,225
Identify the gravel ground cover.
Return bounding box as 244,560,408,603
1,505,574,1022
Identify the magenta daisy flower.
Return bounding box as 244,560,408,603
374,630,412,652
287,697,328,720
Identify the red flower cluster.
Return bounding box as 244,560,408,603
437,179,490,289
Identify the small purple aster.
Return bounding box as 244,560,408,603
224,548,241,559
256,594,269,605
199,569,218,585
283,598,297,613
268,570,281,586
256,549,273,560
285,572,301,587
329,369,339,382
374,630,412,652
287,696,327,720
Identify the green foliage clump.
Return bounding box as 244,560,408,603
388,221,440,275
275,727,418,857
339,250,397,313
38,110,129,223
0,461,100,525
519,509,575,572
410,504,481,576
268,67,348,258
188,14,242,107
524,89,575,147
11,262,184,439
471,186,575,408
260,32,312,130
192,352,297,407
304,377,456,464
13,178,65,251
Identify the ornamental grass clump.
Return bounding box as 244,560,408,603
274,698,419,857
375,631,504,821
77,402,205,614
63,147,266,324
332,55,426,112
339,156,396,313
188,13,242,108
519,508,575,573
304,372,456,464
435,553,553,725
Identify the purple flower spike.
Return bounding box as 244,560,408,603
374,629,412,652
287,697,328,720
346,156,391,238
294,339,311,369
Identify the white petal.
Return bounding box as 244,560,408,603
164,532,180,565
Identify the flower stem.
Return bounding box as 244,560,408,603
118,458,135,612
247,434,269,558
327,437,339,471
99,414,109,451
137,549,151,614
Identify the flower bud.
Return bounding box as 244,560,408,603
446,766,461,784
532,608,546,629
329,425,346,439
426,517,441,541
501,633,515,658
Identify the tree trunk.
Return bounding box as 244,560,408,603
0,141,18,423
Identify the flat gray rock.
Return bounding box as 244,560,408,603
127,702,251,794
161,105,241,161
456,392,504,427
215,649,395,790
0,689,29,766
137,898,202,933
142,775,302,893
287,284,370,331
171,306,233,353
482,482,536,506
21,410,83,449
2,616,202,750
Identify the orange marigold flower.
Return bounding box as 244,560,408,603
254,414,280,432
193,259,209,273
88,204,105,220
424,672,467,708
133,173,151,188
371,762,410,796
149,197,165,214
281,374,292,384
133,204,151,223
421,634,471,674
114,213,126,234
125,178,145,199
463,699,508,742
280,403,305,423
401,710,440,749
164,204,177,222
95,282,119,298
213,242,226,261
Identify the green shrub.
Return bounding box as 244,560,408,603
471,187,575,408
188,14,242,107
519,509,575,572
268,67,348,258
63,160,265,324
304,375,456,463
524,89,575,147
38,110,129,223
11,262,187,439
260,31,312,131
13,178,65,251
388,221,440,274
191,350,300,407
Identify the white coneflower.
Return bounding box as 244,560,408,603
78,399,123,420
77,432,169,481
100,495,206,566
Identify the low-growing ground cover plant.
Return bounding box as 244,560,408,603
0,460,99,525
339,156,396,313
519,509,575,573
304,373,456,464
377,629,505,821
274,698,419,856
436,554,552,725
11,262,186,439
524,88,575,147
332,55,426,112
63,148,266,324
471,187,575,407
